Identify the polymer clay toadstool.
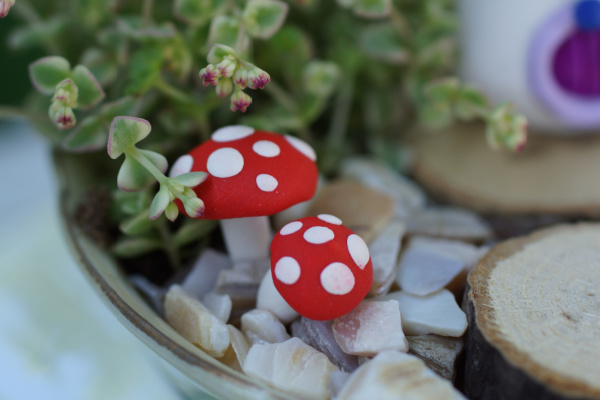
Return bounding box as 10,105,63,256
270,215,373,320
170,125,318,261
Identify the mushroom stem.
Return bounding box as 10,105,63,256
220,216,272,262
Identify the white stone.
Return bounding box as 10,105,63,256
256,270,299,324
206,147,244,178
329,370,352,398
304,226,334,244
252,140,280,157
321,263,355,295
340,157,427,218
280,221,303,235
396,247,465,296
409,235,488,271
164,285,230,357
380,290,468,337
368,220,405,296
212,125,254,142
243,338,337,400
169,154,193,178
285,135,316,161
241,309,291,345
202,292,232,323
256,174,278,192
274,257,301,285
227,325,251,367
318,214,342,225
300,318,360,372
337,351,466,400
333,301,409,356
181,249,230,299
406,207,493,242
347,234,370,270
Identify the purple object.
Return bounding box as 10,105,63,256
553,30,600,97
528,2,600,128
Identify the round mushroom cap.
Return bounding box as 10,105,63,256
270,215,373,320
171,125,318,220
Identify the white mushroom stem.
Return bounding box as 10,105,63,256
220,216,272,262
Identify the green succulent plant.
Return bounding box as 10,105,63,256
0,0,527,271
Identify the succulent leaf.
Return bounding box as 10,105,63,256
108,117,152,159
29,56,72,94
243,0,289,39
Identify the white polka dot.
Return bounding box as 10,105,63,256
321,262,355,295
347,234,370,270
303,226,334,244
253,140,280,157
285,135,316,161
169,155,193,178
280,221,303,235
212,125,255,142
275,257,301,285
207,148,244,178
256,174,278,192
318,214,342,225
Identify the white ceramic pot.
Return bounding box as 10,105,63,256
459,0,600,134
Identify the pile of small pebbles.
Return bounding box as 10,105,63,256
138,157,493,399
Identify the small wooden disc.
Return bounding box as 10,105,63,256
464,224,600,399
411,124,600,216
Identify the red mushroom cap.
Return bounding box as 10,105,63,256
170,125,318,220
270,215,373,320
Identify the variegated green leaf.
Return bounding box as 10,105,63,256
29,56,71,94
108,117,151,159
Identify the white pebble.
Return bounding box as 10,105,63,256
396,248,465,296
201,292,232,323
243,338,337,400
257,270,299,324
181,249,230,299
333,301,409,356
380,289,468,337
241,309,290,345
337,351,466,400
368,220,405,296
164,285,230,357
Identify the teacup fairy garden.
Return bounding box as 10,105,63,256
4,0,600,399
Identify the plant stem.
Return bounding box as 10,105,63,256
143,0,154,27
127,147,167,184
157,218,181,270
265,80,313,142
327,76,355,149
0,106,47,122
154,78,193,104
13,0,62,55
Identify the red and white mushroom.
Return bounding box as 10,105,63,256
170,125,318,262
270,215,373,320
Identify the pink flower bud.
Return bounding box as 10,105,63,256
248,67,270,90
0,0,15,18
233,67,249,89
216,57,237,78
230,89,252,113
216,78,233,98
49,102,76,130
199,64,220,86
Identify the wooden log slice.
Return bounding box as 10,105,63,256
464,224,600,400
411,123,600,216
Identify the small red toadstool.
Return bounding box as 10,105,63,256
170,125,318,262
270,215,373,320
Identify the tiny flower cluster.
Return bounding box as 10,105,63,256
199,45,270,113
0,0,15,18
152,174,208,222
49,79,78,130
486,104,528,153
